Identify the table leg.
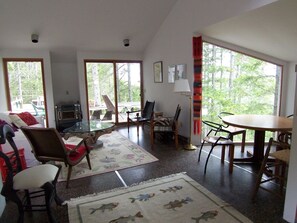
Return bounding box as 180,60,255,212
233,130,265,164
253,130,265,161
88,128,113,149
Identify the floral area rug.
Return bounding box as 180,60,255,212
66,173,252,223
59,131,158,181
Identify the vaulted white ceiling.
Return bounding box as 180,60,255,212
200,0,297,62
1,0,296,63
0,0,178,62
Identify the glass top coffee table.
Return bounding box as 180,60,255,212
63,120,115,148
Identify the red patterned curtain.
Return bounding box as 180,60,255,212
192,36,202,135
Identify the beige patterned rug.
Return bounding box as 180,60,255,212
59,131,158,181
66,173,252,223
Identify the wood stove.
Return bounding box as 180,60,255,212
55,103,82,131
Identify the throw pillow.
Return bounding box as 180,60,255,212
0,119,18,132
9,114,28,128
17,112,38,125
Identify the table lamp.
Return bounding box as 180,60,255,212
174,78,197,150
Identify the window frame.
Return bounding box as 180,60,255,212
84,59,143,124
2,58,48,125
201,40,284,140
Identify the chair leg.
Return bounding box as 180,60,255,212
221,145,225,163
86,154,92,170
150,127,154,148
6,191,24,223
279,162,287,193
25,190,32,211
229,144,234,173
174,131,178,149
66,166,73,188
251,139,272,202
137,121,140,136
127,117,130,133
198,140,206,162
241,131,246,153
43,182,57,223
204,144,215,174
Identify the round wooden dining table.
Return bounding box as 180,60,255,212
222,114,293,163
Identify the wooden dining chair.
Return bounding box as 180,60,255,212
277,114,293,144
252,138,290,202
198,120,235,174
0,124,63,223
218,112,246,153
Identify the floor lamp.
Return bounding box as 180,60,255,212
174,78,197,150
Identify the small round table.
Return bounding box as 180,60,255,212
222,114,293,163
63,120,115,148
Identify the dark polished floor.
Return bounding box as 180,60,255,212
0,126,288,223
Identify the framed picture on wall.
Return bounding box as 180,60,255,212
168,65,176,83
176,64,187,79
154,61,163,83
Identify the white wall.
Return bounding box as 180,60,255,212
143,0,296,220
283,63,297,223
51,62,80,105
0,49,55,127
143,0,277,144
76,51,143,119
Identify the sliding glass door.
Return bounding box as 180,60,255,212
85,61,142,123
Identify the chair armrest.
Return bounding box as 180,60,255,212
202,120,223,131
126,109,141,114
65,138,89,156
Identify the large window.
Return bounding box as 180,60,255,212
3,59,47,123
202,42,282,141
85,61,142,123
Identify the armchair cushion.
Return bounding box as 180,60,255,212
152,117,173,131
65,144,88,161
13,164,59,190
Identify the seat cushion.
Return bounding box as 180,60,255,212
269,149,290,164
153,117,173,131
13,164,59,190
65,144,87,162
204,136,233,145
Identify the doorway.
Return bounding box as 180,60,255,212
85,60,142,123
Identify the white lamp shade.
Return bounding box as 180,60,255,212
174,79,191,93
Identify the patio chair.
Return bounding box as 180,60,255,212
251,137,290,202
0,124,63,223
198,120,235,174
31,102,46,116
127,100,155,136
218,112,246,153
21,126,92,188
102,95,115,120
150,104,181,149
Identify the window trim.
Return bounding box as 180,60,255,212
84,59,143,123
3,58,48,125
202,39,284,116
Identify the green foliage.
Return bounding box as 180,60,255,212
7,61,44,106
86,62,140,107
202,43,281,141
